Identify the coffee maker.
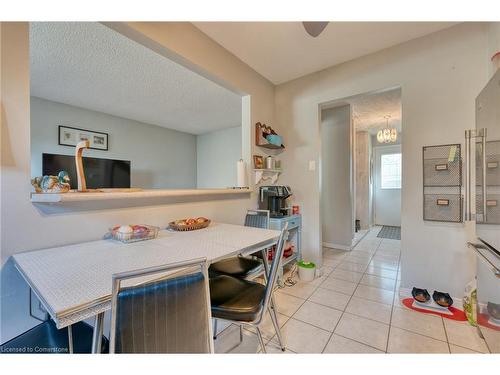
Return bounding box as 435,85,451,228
258,186,293,218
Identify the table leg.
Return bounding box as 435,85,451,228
261,248,285,349
91,312,104,354
67,325,74,354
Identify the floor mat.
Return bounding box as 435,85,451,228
377,225,401,240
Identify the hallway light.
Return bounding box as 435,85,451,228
377,115,397,143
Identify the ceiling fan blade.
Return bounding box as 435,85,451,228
302,22,329,37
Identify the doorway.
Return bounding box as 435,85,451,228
320,87,402,251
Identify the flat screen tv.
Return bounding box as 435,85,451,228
42,153,131,189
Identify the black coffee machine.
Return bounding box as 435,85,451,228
258,186,293,218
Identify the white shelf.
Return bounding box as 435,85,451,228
31,188,252,204
254,169,282,173
254,169,282,184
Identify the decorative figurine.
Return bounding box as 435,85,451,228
31,171,71,193
75,140,90,192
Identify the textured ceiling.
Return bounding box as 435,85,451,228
193,22,456,84
30,22,242,135
350,88,402,134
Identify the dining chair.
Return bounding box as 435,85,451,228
109,258,213,354
209,209,286,350
209,223,288,353
0,319,109,354
208,209,270,279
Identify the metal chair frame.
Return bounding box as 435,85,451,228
109,258,214,354
214,209,286,351
214,223,288,353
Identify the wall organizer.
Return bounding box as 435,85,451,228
423,144,462,222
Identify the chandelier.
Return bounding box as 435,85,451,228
377,115,397,143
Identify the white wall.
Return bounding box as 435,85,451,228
0,22,275,343
196,126,241,188
355,131,371,229
321,105,353,249
488,23,500,74
275,23,490,297
373,144,402,226
31,96,197,188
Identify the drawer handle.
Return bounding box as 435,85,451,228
436,199,449,206
487,161,498,169
486,200,497,207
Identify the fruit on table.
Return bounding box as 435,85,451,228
131,225,149,234
117,225,133,234
175,217,209,226
112,225,150,237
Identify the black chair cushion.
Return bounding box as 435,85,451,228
0,320,109,354
208,257,263,278
209,275,265,322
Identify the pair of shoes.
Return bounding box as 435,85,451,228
412,287,453,307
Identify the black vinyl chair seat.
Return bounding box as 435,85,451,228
208,257,263,278
0,320,109,354
209,275,265,322
208,209,269,280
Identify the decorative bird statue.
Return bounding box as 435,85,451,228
31,171,71,193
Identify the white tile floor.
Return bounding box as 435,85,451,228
214,226,491,354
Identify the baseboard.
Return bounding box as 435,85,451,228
322,242,351,251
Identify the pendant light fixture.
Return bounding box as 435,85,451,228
377,115,397,143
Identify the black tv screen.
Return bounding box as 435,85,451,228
42,153,131,189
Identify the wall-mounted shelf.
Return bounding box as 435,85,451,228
254,169,282,185
31,188,252,204
257,143,284,150
255,122,285,150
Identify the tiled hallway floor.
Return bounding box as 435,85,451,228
214,226,490,354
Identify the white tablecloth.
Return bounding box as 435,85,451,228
13,223,280,328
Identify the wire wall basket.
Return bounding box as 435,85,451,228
423,144,462,222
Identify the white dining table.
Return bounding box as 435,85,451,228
13,222,280,353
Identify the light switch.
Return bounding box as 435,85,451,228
308,160,316,171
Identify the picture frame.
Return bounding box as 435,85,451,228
253,155,264,169
58,125,109,151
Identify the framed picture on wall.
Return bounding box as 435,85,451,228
253,155,264,169
58,126,109,151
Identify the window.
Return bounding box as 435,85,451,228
381,153,402,189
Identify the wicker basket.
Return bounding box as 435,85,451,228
108,225,159,243
168,219,211,231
